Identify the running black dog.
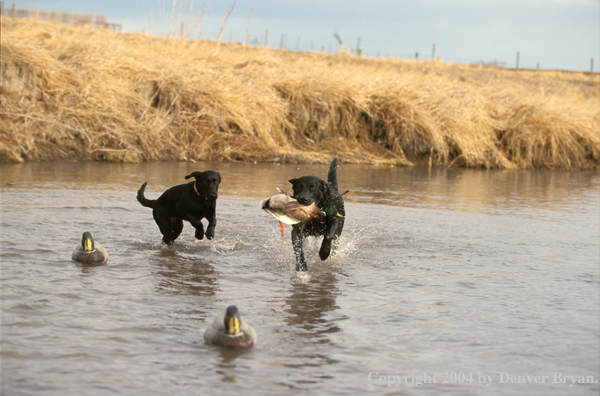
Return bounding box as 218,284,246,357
289,158,346,271
137,171,221,244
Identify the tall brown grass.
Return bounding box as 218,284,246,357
1,17,599,169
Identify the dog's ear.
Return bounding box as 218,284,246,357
185,172,203,180
288,178,297,185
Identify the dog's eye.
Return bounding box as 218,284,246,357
310,186,315,192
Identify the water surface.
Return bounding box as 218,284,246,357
1,162,599,395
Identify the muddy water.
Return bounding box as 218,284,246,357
1,162,598,395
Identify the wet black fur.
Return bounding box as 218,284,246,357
137,171,221,244
289,158,345,271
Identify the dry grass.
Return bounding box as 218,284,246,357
1,17,599,169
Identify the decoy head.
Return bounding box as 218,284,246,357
81,232,94,252
223,305,241,336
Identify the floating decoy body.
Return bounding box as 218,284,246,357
204,306,257,348
71,232,108,264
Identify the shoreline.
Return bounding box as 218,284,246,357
1,17,599,169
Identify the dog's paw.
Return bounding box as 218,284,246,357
205,227,215,240
195,228,205,240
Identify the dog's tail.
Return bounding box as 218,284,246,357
327,158,340,193
136,182,155,208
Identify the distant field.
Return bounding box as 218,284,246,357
1,17,599,169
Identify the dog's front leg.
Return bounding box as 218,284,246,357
205,209,217,240
186,214,205,240
193,221,205,240
319,219,341,261
177,206,205,240
292,225,307,271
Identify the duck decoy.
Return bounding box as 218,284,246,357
204,305,257,348
71,232,108,264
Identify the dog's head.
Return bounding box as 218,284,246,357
185,170,221,200
288,176,330,207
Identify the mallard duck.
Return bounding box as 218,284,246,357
261,189,326,235
71,232,108,264
204,306,257,348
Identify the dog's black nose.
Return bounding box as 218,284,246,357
297,197,311,205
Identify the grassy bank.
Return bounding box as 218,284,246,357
1,17,599,169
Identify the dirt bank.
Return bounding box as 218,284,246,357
1,17,599,169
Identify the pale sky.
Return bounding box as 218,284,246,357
8,0,600,71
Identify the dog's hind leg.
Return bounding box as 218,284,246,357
153,209,174,244
292,226,308,271
170,217,184,242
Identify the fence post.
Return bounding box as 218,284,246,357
591,58,594,77
415,52,419,61
244,2,253,46
280,33,284,49
356,36,361,56
432,43,436,60
516,51,520,71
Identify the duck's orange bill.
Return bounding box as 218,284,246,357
279,221,285,237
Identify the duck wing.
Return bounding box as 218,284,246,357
286,202,325,222
263,208,302,225
261,194,303,224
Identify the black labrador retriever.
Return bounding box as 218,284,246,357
136,171,221,244
289,158,346,271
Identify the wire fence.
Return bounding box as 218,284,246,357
0,1,122,31
1,1,595,76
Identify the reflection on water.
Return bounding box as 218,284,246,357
216,347,255,384
1,161,597,217
285,272,343,344
154,256,219,297
76,262,108,274
338,165,599,216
